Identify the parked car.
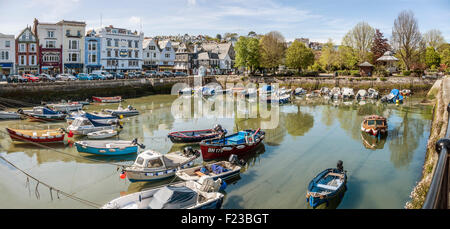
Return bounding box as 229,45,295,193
56,74,77,81
145,70,157,77
127,72,137,78
77,73,92,80
23,74,40,82
162,71,173,77
174,72,187,77
89,73,106,80
10,75,28,83
38,73,56,82
104,72,114,80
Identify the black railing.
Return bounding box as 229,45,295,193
423,103,450,209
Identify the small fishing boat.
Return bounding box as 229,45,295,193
46,102,83,112
168,124,227,143
199,129,265,161
124,147,199,182
0,111,21,120
67,117,120,136
306,161,347,208
381,89,403,103
294,88,307,96
329,87,341,100
176,156,241,181
104,104,139,117
261,93,290,104
361,115,388,137
75,139,144,156
6,127,65,143
92,96,122,103
101,178,224,209
18,107,66,122
87,129,118,139
66,110,119,125
341,88,355,99
367,88,379,99
356,89,368,100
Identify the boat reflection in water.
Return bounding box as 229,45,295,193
360,132,387,150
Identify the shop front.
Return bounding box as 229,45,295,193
0,63,14,75
64,63,84,75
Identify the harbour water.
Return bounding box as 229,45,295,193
0,94,433,209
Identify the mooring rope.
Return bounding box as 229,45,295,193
0,154,102,208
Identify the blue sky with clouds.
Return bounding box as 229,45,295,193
1,0,449,44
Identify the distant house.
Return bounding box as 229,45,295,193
85,30,101,73
15,26,38,74
157,40,175,71
142,38,160,70
199,42,235,74
174,42,194,74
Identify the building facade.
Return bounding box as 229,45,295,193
85,30,101,73
15,26,39,74
157,40,175,71
96,25,143,72
200,42,235,74
174,43,193,74
142,38,160,70
0,33,16,75
58,20,86,74
33,19,63,75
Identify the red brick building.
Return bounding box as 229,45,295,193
15,26,39,74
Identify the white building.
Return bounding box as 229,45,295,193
157,40,175,71
0,33,16,75
200,42,235,74
58,20,86,74
33,19,63,74
96,25,143,72
142,38,160,70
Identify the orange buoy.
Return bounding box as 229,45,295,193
120,172,126,179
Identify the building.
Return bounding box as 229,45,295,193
174,42,194,74
199,42,235,74
15,26,39,75
295,38,310,47
0,33,16,75
33,18,63,75
84,30,101,73
194,51,220,75
309,42,323,51
58,20,86,74
142,38,160,70
157,40,175,72
96,25,143,72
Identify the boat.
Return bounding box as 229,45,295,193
67,116,120,136
6,127,65,143
329,87,341,100
87,129,118,139
400,89,411,96
101,178,225,209
294,88,307,96
356,89,368,100
381,89,403,103
46,102,83,112
104,104,139,117
258,85,273,95
320,87,331,95
124,147,200,182
306,161,347,208
178,87,193,95
0,111,21,120
199,129,265,161
66,110,119,125
18,106,66,122
75,139,144,156
92,96,122,103
167,124,227,143
341,88,355,99
176,155,241,181
367,88,379,99
361,115,388,137
202,87,216,96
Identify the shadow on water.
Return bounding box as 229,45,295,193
360,132,387,150
125,176,182,195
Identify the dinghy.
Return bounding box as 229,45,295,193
361,115,388,137
92,96,122,103
67,116,120,136
6,128,65,143
124,147,200,182
104,104,139,117
306,161,347,208
176,155,241,181
381,89,403,103
75,139,144,156
101,177,224,209
341,88,355,99
18,106,66,122
0,111,21,120
168,124,227,143
66,110,119,125
356,90,368,100
294,88,307,96
47,102,83,112
87,129,118,139
199,129,265,161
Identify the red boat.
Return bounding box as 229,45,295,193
6,128,65,143
168,125,227,143
92,96,122,103
199,129,265,161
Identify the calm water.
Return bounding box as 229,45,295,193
0,94,433,209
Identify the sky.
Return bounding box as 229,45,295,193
1,0,449,44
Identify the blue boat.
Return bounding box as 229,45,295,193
75,139,144,156
306,161,347,208
382,89,404,103
66,111,118,124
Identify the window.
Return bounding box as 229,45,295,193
66,30,70,36
165,47,170,51
114,39,119,47
136,157,144,165
135,41,138,48
77,30,81,36
107,50,111,57
89,54,96,63
107,39,112,47
165,53,170,58
69,53,78,62
20,56,25,65
146,158,163,168
135,51,138,58
19,44,26,52
30,55,36,65
150,46,155,50
153,53,156,58
46,40,56,48
128,50,132,57
5,41,10,47
88,42,97,51
115,50,118,57
30,44,36,52
69,40,78,50
147,53,149,58
128,40,132,48
47,31,54,38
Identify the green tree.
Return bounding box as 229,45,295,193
319,39,338,72
285,40,314,72
337,45,359,69
216,34,222,41
342,22,375,62
438,43,450,67
259,31,286,72
235,36,261,74
425,46,441,68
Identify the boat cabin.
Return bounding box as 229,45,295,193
363,115,387,128
133,150,180,170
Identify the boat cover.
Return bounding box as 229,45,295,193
43,107,59,115
148,186,197,209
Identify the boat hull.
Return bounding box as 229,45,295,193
92,96,122,103
168,129,226,143
6,128,65,143
306,168,347,208
125,160,196,182
75,142,138,156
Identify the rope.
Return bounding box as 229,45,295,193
0,155,102,208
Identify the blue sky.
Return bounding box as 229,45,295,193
1,0,449,44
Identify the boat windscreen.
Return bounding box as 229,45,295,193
367,120,375,125
376,120,384,125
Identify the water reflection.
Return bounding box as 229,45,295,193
361,132,387,150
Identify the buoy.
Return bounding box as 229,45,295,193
119,115,124,119
120,172,126,179
68,131,74,138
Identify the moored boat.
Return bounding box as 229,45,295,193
0,111,22,120
104,104,139,117
75,139,144,156
46,102,83,112
168,124,227,143
18,106,66,122
124,148,200,182
306,161,347,208
66,110,119,125
199,129,265,161
101,178,224,209
67,116,120,136
361,115,388,137
92,96,122,103
381,89,403,103
87,129,118,139
6,127,65,143
176,156,241,181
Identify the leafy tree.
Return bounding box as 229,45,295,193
371,29,391,63
319,39,338,72
423,29,446,49
337,45,359,69
438,43,450,67
235,36,260,74
425,46,441,68
259,31,286,72
342,22,375,62
391,10,422,70
216,34,222,41
285,40,314,72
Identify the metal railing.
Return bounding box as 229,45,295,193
423,103,450,209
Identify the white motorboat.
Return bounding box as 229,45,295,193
47,102,83,112
67,117,119,136
104,104,139,117
342,88,355,99
0,111,21,120
87,129,118,139
176,160,241,181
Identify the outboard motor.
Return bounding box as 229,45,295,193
183,146,199,157
214,124,224,133
229,154,246,166
132,138,146,149
337,160,344,172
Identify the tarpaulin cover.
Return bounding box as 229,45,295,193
148,186,197,209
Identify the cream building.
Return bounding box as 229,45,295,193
58,20,86,74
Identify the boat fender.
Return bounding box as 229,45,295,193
219,180,227,191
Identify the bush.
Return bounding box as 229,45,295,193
402,70,411,76
380,77,387,81
350,70,360,77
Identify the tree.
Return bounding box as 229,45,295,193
248,31,257,38
319,39,339,72
285,40,314,72
391,10,422,70
342,22,375,62
423,29,446,49
259,31,286,71
337,45,359,69
235,36,260,74
425,46,441,68
216,34,222,41
371,29,391,62
439,43,450,67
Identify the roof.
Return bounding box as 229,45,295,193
200,42,232,59
197,51,219,60
359,61,374,67
377,51,399,62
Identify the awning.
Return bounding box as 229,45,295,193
64,63,84,68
